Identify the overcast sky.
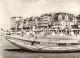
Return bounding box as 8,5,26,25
0,0,80,30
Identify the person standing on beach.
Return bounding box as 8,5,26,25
0,29,4,41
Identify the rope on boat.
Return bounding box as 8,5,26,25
31,37,37,46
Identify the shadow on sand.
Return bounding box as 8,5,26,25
4,49,80,53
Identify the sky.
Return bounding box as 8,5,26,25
0,0,80,30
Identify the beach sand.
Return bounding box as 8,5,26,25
1,36,80,58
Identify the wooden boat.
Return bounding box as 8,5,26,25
5,34,80,52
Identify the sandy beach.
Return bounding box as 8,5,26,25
1,36,80,58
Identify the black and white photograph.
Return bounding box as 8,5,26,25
0,0,80,58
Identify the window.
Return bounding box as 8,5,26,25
71,43,80,45
58,43,67,46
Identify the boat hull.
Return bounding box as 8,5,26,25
5,35,80,53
